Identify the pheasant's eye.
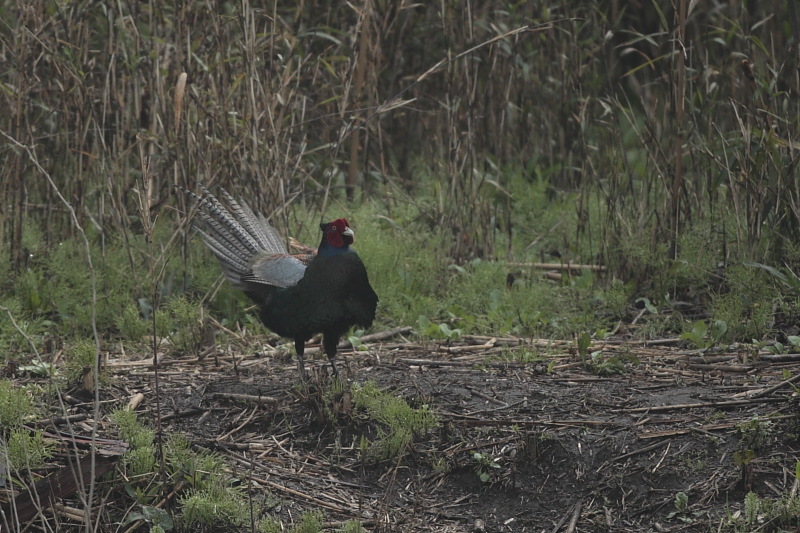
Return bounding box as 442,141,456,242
331,225,337,231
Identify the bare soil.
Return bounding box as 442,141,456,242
18,336,800,532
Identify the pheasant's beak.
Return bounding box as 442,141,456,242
342,226,354,238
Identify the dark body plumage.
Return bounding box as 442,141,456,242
183,187,378,378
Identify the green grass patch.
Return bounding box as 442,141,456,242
352,381,438,462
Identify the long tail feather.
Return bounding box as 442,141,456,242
180,186,304,289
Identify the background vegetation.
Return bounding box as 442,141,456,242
4,0,800,351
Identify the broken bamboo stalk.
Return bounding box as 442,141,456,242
506,261,606,272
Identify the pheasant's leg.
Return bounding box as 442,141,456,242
323,334,339,377
295,339,308,381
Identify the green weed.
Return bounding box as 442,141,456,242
337,520,367,533
179,477,249,529
5,427,55,470
290,510,324,533
166,296,203,354
352,381,438,462
116,303,150,345
680,320,728,350
710,266,774,342
735,416,774,452
64,338,98,385
585,351,636,376
0,298,47,357
721,490,800,532
473,451,501,483
0,380,36,427
110,408,157,478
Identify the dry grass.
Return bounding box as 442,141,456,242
0,1,795,269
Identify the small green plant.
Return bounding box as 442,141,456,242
352,381,438,462
337,519,367,533
5,427,55,470
116,303,150,345
165,433,226,489
180,477,249,529
497,347,543,364
744,262,800,295
259,517,283,533
673,491,689,514
14,268,52,316
735,415,774,452
486,288,515,335
743,491,759,527
733,449,756,468
585,351,636,376
766,336,800,355
473,451,501,483
110,408,157,478
176,448,278,532
721,490,800,531
347,334,365,350
291,509,324,533
680,320,727,350
576,331,592,359
65,338,98,384
636,297,658,315
120,506,173,532
166,296,203,354
417,315,461,340
0,380,36,428
593,326,614,340
432,456,449,474
710,267,772,342
0,299,47,356
666,492,705,523
602,278,633,318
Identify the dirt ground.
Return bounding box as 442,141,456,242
92,334,798,533
10,334,800,533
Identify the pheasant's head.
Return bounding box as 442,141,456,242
319,218,353,253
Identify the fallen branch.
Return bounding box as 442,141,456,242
36,413,88,427
759,353,800,362
305,326,414,354
212,392,278,405
565,499,583,533
396,358,526,368
128,392,145,410
250,474,349,513
356,326,413,343
444,417,622,428
687,363,753,373
2,449,121,525
161,408,204,422
597,439,671,472
637,423,734,440
616,397,784,413
749,371,800,398
507,261,606,272
51,504,85,523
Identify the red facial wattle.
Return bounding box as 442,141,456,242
325,218,353,248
